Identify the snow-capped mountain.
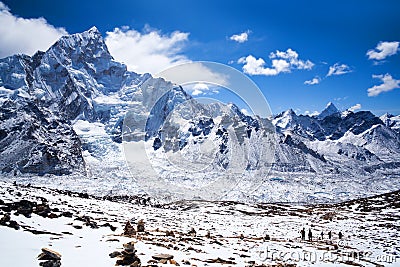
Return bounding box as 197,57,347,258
380,113,400,134
0,28,399,202
317,102,340,119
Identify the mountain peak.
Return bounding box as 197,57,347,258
285,108,296,116
325,102,337,110
88,26,100,33
318,102,339,119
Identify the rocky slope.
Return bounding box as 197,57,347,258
0,181,399,266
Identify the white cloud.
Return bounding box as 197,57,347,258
191,83,209,96
367,73,400,96
105,26,190,74
348,103,362,112
157,62,229,87
304,76,320,85
238,48,313,76
327,63,352,76
0,2,67,57
191,89,203,96
184,82,220,96
229,31,249,43
367,41,399,60
269,49,314,70
304,110,319,116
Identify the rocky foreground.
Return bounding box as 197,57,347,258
0,180,399,267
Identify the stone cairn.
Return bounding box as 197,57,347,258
109,241,141,267
137,219,145,232
37,248,61,267
123,221,136,236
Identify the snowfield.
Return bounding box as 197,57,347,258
0,181,399,266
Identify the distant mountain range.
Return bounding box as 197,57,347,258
0,27,399,202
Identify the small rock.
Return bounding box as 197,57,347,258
39,260,61,267
152,254,174,261
205,257,236,264
8,220,19,230
61,211,73,218
0,213,10,225
123,241,136,250
166,230,175,237
35,204,51,217
170,259,179,266
103,222,117,231
109,251,121,258
188,227,196,237
205,231,211,238
48,213,59,219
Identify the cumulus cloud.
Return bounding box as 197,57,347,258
304,110,319,116
367,73,400,97
191,83,209,96
229,31,249,43
238,48,313,76
105,26,190,74
157,62,229,87
348,103,362,112
184,82,220,96
304,76,320,85
327,63,352,76
367,41,399,60
269,49,314,70
0,2,67,57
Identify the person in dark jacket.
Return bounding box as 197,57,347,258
308,228,312,241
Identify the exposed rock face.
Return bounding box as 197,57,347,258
0,101,85,175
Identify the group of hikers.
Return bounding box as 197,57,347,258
300,227,343,241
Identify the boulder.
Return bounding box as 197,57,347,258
38,248,62,261
0,213,10,224
38,248,62,267
152,254,174,261
109,251,121,258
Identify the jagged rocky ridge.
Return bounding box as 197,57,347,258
0,27,399,202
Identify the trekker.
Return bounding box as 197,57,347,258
301,228,305,240
328,231,332,239
321,231,324,240
338,231,343,239
308,228,312,241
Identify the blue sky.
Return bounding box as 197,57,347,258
1,0,400,116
